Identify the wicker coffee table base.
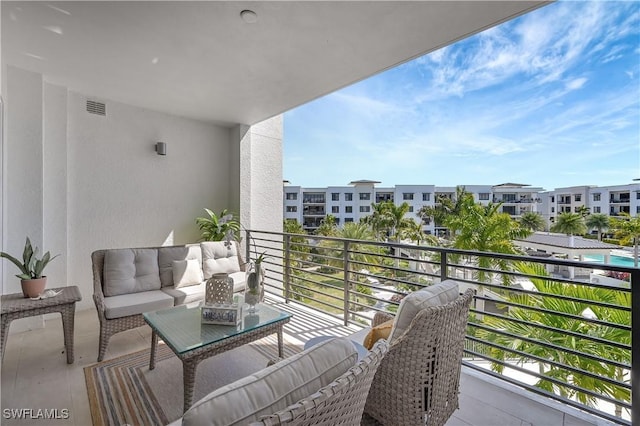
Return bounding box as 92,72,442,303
147,317,290,413
1,286,82,364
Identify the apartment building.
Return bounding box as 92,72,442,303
540,183,640,227
284,181,544,233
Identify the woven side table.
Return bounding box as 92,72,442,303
1,286,82,364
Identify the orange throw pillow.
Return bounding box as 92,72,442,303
363,319,394,350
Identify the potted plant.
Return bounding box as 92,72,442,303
196,208,241,242
0,237,58,298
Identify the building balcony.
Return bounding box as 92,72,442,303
247,230,635,425
1,231,635,425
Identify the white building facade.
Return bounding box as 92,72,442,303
284,181,548,233
540,184,640,228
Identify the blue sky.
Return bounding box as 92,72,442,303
283,1,640,191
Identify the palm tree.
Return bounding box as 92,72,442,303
575,205,590,218
444,200,531,284
418,186,472,235
477,262,630,417
550,212,587,236
610,213,640,267
316,214,338,237
585,213,610,241
385,202,412,242
361,202,392,240
519,212,545,232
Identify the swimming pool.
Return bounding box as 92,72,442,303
583,254,637,267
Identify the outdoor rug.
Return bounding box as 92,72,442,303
84,335,302,426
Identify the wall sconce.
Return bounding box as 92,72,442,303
155,142,167,156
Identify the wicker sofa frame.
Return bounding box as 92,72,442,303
252,339,389,426
92,243,245,362
363,288,474,426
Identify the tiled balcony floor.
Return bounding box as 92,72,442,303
0,297,617,426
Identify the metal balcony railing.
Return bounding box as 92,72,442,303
245,229,637,425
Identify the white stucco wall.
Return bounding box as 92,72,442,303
2,66,238,313
239,116,283,234
4,67,44,293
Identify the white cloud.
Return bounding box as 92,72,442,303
565,78,587,91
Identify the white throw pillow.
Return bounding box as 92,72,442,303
388,279,460,342
172,259,204,288
182,337,358,426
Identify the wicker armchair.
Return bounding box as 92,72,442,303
363,288,474,426
252,339,389,426
92,250,149,362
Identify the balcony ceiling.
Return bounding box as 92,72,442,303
2,1,548,126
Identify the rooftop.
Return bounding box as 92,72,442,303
516,232,621,250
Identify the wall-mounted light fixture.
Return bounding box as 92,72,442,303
155,142,167,156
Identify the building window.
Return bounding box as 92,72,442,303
403,193,414,200
303,193,325,203
551,196,555,203
593,206,601,213
286,192,297,200
359,193,370,201
422,193,431,201
551,207,555,213
331,206,339,214
479,193,490,201
593,193,601,202
345,193,353,201
408,206,414,212
345,206,353,213
637,206,640,214
332,193,339,201
637,192,640,200
286,206,297,213
359,206,370,213
574,194,582,202
345,218,354,223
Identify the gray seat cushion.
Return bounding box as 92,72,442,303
229,271,246,292
162,282,206,305
103,290,174,319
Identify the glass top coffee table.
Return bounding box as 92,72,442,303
143,302,292,412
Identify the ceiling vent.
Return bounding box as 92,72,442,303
86,100,106,116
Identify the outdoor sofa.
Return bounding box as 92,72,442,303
92,241,246,361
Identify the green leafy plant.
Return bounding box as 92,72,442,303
196,208,241,242
0,237,59,279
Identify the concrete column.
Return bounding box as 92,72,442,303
238,115,283,233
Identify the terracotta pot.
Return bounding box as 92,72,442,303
21,277,47,298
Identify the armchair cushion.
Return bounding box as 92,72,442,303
182,337,358,426
389,279,460,342
103,248,161,296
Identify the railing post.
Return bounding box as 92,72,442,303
632,269,639,425
440,251,448,282
284,234,291,303
343,240,350,326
